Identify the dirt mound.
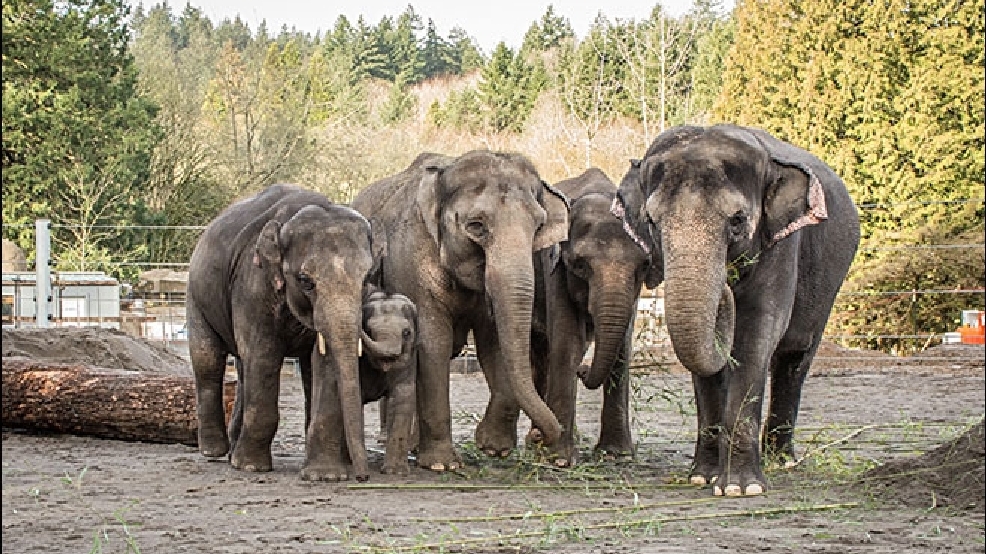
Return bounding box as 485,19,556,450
865,418,985,512
1,327,191,375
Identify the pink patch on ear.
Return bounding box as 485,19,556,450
275,277,284,291
611,197,651,255
253,253,261,267
769,175,828,245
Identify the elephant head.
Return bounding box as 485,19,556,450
613,125,829,377
254,204,374,478
360,291,418,374
418,150,569,445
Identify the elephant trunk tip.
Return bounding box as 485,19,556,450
580,369,607,390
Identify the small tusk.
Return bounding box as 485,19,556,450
318,333,326,356
358,336,363,357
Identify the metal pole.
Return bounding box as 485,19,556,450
35,219,51,328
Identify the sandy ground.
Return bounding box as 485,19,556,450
2,328,984,553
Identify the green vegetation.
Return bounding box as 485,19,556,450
2,0,982,350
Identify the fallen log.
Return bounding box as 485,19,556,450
1,357,236,446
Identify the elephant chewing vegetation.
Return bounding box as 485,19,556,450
187,184,375,481
530,168,656,466
352,150,569,471
613,125,860,496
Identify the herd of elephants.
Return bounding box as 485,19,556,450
184,123,861,497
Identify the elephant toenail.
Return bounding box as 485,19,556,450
744,483,764,495
429,463,445,471
713,485,723,496
555,458,569,467
724,484,743,496
690,475,707,486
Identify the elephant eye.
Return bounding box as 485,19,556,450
728,212,747,237
464,220,487,239
402,328,412,341
570,258,591,278
296,272,315,292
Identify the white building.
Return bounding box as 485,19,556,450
2,271,121,329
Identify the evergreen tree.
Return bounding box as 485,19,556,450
479,42,546,133
2,0,160,272
521,4,574,54
716,0,985,350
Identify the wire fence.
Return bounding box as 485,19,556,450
3,198,984,355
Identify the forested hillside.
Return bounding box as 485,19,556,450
2,0,983,348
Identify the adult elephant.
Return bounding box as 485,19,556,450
188,184,374,481
529,168,656,466
351,150,569,471
611,124,860,496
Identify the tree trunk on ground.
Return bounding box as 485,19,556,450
1,358,236,446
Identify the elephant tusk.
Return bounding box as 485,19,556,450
358,336,363,357
318,333,327,356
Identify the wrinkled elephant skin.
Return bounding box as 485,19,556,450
187,184,374,481
613,125,860,495
352,150,569,471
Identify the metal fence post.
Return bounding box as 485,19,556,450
35,219,51,328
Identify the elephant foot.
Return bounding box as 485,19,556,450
417,442,461,472
382,455,410,476
475,417,518,459
300,461,351,482
230,447,273,473
594,436,635,462
198,430,230,459
526,427,579,467
710,466,767,496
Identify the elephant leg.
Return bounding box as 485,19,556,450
595,314,638,460
538,298,584,466
764,340,819,462
689,371,725,486
474,318,520,458
378,398,389,445
714,347,769,497
228,358,244,452
298,355,313,436
382,362,416,475
415,315,459,471
230,346,283,473
595,333,634,460
301,353,350,481
187,305,229,459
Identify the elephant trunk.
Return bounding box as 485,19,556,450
662,231,735,377
316,302,368,479
359,329,400,359
486,256,563,445
581,279,640,390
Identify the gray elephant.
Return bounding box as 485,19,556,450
529,168,655,466
358,290,418,475
352,150,569,471
187,184,374,481
611,124,860,496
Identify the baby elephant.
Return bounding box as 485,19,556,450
359,291,418,475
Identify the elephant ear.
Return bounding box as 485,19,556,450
415,160,455,250
254,220,286,292
612,159,652,256
763,154,829,246
533,181,570,251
